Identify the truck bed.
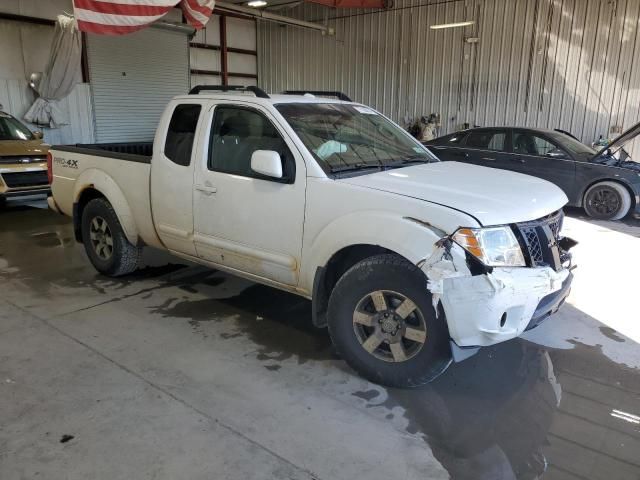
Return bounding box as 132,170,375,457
49,142,162,249
53,142,153,162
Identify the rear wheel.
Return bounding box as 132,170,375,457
81,198,141,276
583,181,631,220
327,254,452,388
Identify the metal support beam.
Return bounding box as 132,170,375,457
0,12,54,26
219,15,229,86
306,0,387,7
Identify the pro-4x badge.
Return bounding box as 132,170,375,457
54,158,79,169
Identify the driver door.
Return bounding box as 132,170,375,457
193,104,306,287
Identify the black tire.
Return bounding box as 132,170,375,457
583,181,632,220
81,198,141,276
327,254,452,388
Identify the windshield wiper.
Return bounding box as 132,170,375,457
383,155,434,168
330,163,384,173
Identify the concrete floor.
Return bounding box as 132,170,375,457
1,198,639,480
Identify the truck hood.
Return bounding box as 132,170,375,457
338,161,568,226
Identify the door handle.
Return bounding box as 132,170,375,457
196,184,217,195
481,157,495,161
453,151,469,158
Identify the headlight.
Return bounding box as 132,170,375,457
453,226,526,267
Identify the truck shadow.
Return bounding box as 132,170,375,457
160,277,639,480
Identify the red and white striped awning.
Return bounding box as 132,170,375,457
73,0,215,35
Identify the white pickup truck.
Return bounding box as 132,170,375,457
48,86,575,387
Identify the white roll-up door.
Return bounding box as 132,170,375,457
86,25,191,143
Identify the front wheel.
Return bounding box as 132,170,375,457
327,254,452,388
81,198,142,276
583,181,632,220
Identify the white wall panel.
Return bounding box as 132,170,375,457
0,20,81,82
228,76,257,86
192,14,221,45
0,0,72,20
191,48,221,72
191,74,221,86
228,52,257,75
227,17,256,50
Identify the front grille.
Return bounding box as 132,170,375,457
515,210,564,270
1,171,49,188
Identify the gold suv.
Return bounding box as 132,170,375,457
0,108,50,205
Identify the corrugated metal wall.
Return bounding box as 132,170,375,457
258,0,640,152
87,26,190,143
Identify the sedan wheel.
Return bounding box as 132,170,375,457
584,181,631,220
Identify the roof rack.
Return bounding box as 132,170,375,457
189,85,270,99
282,90,352,102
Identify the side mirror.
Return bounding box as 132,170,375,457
33,131,43,140
251,150,282,179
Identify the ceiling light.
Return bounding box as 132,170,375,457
247,0,267,6
430,20,474,30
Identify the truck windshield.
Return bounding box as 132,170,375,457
276,103,436,174
0,113,34,141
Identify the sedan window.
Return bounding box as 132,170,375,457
466,130,507,151
513,132,565,157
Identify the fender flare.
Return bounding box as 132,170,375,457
74,168,140,245
302,211,443,292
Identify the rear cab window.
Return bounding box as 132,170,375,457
164,104,202,166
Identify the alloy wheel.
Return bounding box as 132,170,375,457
89,216,114,260
588,187,620,216
352,290,428,363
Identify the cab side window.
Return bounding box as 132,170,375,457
208,106,295,182
164,104,202,166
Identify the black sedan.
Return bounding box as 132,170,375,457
425,125,640,220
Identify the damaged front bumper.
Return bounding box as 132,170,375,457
440,266,572,348
420,240,574,359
